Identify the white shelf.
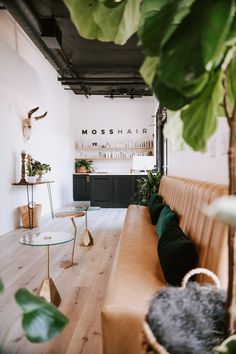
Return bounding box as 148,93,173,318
75,157,132,161
76,147,153,151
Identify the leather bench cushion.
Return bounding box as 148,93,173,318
102,205,166,354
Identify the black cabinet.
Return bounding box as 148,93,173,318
113,176,134,207
90,176,113,207
73,175,90,201
73,174,146,207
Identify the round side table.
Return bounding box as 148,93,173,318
20,231,75,307
71,206,101,247
55,211,85,269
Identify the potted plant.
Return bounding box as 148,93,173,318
75,159,93,173
132,171,162,205
27,156,51,182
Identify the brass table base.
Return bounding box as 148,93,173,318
80,229,94,247
60,260,78,269
37,277,61,307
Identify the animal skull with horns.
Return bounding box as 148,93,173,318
22,107,47,141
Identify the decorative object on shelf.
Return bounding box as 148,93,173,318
22,107,47,142
26,157,51,181
26,154,37,183
19,150,27,184
75,159,93,173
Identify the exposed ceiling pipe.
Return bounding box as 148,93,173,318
2,0,75,78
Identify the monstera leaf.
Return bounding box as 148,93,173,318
158,0,234,91
181,70,223,151
15,289,68,343
64,0,141,44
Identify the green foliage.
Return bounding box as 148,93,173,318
64,0,140,45
15,288,68,343
140,56,159,87
214,335,236,353
63,0,236,152
28,160,51,177
181,70,224,151
75,159,93,171
133,171,161,205
0,279,68,347
0,278,4,293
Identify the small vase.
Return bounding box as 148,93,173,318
27,176,37,183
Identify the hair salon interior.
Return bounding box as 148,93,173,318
0,1,235,354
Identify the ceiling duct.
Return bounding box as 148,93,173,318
41,17,62,49
2,0,74,77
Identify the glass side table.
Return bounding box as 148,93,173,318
20,231,74,306
70,205,101,247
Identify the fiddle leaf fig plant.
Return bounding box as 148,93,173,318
64,0,236,333
0,277,68,348
15,289,68,343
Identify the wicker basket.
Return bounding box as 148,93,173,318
142,268,221,354
20,203,42,228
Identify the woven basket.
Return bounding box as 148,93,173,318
142,268,221,354
20,203,42,228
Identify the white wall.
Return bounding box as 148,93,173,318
72,95,157,172
167,116,229,184
0,11,74,235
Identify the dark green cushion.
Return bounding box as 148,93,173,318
156,205,178,237
149,201,165,224
158,225,199,286
148,193,162,207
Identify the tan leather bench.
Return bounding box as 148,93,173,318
101,176,228,354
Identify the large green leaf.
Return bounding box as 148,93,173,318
153,74,190,110
139,0,195,57
140,0,166,17
181,70,223,151
64,0,105,41
93,0,141,44
214,335,236,353
15,288,68,343
158,0,234,91
64,0,141,45
139,56,159,86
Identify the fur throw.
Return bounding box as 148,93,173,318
147,282,226,354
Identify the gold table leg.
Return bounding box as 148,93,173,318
60,218,78,269
80,211,94,247
37,245,61,307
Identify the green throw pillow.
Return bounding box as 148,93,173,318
156,205,178,237
148,193,162,207
158,225,199,286
149,200,165,224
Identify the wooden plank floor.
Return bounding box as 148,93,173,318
0,207,127,354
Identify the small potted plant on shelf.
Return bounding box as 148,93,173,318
75,159,93,173
27,155,51,182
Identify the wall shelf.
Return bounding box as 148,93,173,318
75,143,154,160
75,157,133,160
76,147,153,151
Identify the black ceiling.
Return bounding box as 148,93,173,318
2,0,152,98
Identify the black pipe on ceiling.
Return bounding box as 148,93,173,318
2,0,75,78
58,77,144,82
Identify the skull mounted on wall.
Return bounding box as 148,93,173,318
22,107,47,141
